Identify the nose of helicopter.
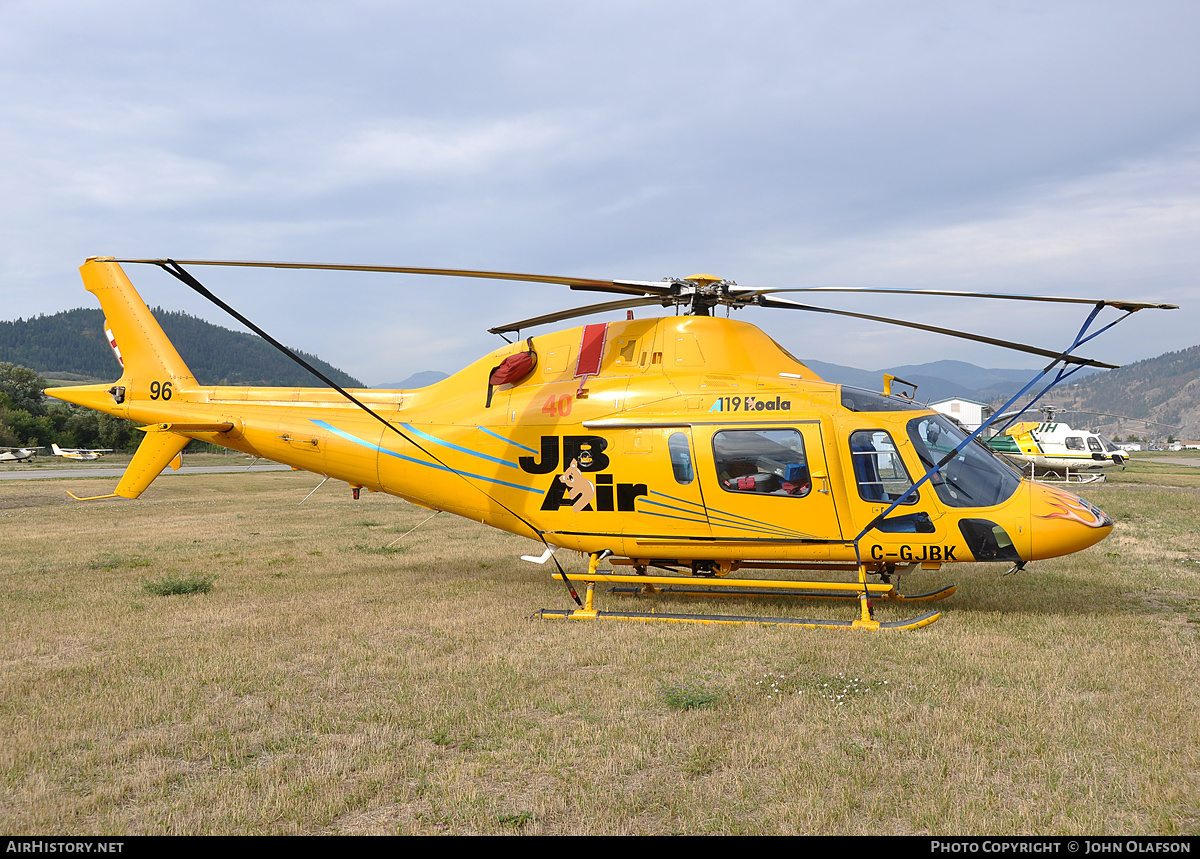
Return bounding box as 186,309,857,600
1027,481,1113,560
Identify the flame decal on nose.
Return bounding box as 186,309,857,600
1034,488,1112,529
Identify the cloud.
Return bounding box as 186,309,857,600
737,144,1200,371
329,117,572,181
1,2,1198,381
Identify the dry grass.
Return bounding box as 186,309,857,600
1,466,1197,835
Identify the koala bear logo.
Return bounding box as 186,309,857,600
558,458,596,512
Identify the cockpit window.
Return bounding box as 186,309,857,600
907,415,1021,509
1087,437,1102,452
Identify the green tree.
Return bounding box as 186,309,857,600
61,409,100,449
0,363,48,415
98,414,140,451
0,363,139,452
0,416,18,447
0,406,59,447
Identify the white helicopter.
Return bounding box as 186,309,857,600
985,406,1175,482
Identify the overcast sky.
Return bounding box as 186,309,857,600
1,1,1197,385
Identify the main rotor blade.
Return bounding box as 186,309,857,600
489,297,670,335
568,282,676,297
753,296,1120,369
152,260,557,555
1039,409,1181,429
991,409,1037,423
114,258,675,298
740,286,1178,312
113,260,1179,311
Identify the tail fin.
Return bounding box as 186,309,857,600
47,260,216,502
46,259,196,415
82,258,196,390
51,443,63,455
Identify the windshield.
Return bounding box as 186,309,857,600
907,414,1021,509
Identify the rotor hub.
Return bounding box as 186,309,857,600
668,275,743,316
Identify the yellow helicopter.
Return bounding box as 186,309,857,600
45,258,1176,630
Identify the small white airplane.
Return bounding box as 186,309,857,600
0,446,43,463
51,443,114,461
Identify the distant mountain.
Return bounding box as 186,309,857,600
0,307,364,388
1051,344,1200,441
889,360,1086,400
805,348,1200,442
798,360,881,392
799,358,1086,404
374,370,449,389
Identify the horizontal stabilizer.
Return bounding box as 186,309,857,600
115,429,192,499
141,422,235,434
1001,421,1041,437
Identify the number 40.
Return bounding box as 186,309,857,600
541,394,571,416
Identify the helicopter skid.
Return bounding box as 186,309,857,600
546,570,950,629
564,573,955,603
1021,461,1108,484
1034,471,1106,485
536,605,941,630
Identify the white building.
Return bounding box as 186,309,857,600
930,397,994,433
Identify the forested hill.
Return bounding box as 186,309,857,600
1055,344,1200,441
0,307,363,388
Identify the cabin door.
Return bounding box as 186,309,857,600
693,420,844,546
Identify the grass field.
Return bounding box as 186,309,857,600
1,458,1198,835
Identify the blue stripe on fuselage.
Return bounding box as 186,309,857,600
310,420,541,494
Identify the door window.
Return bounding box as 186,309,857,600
849,430,916,504
713,429,810,496
668,432,694,484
